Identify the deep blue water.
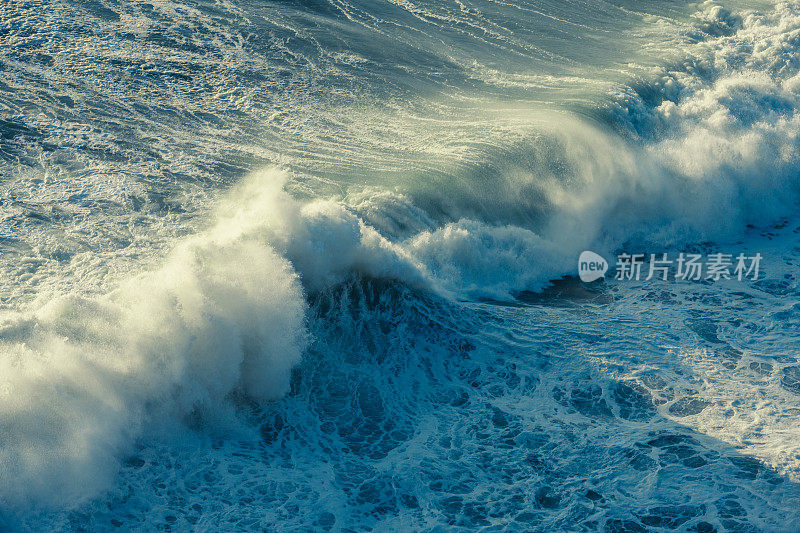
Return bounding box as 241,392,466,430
1,0,800,530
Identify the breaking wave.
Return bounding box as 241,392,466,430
2,0,800,530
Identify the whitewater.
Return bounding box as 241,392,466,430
1,0,800,530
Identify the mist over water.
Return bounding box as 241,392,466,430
2,0,800,530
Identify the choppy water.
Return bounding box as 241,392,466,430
2,0,800,530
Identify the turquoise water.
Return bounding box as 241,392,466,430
1,0,800,530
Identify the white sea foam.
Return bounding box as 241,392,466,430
0,176,308,510
3,0,800,529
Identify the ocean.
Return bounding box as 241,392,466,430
1,0,800,530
